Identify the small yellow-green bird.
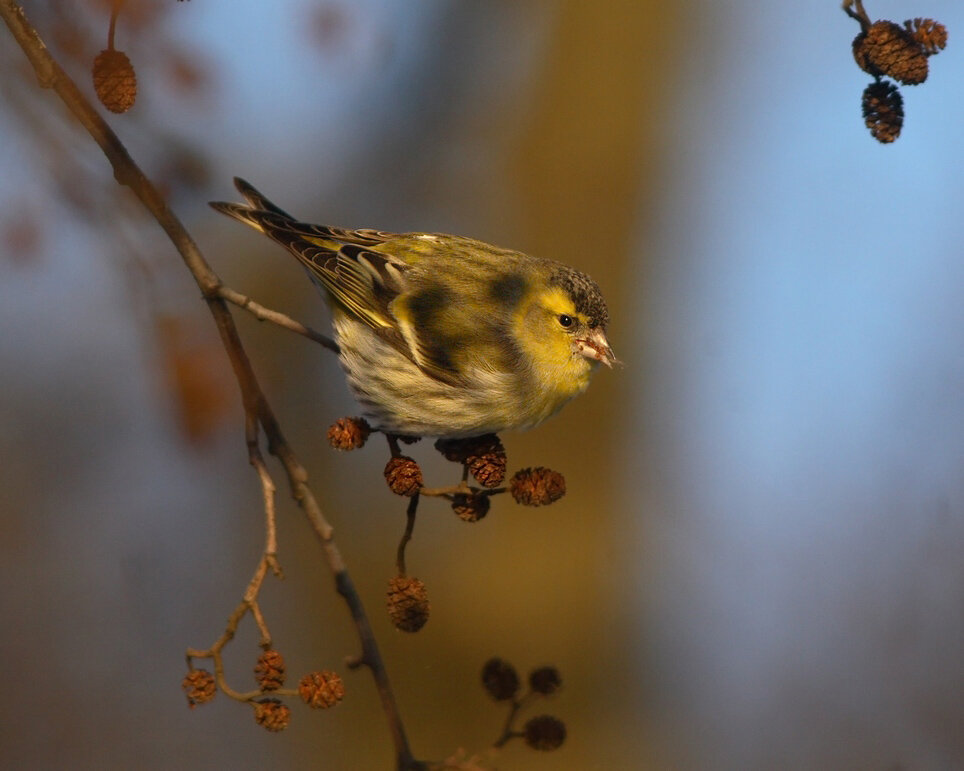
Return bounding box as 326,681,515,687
211,178,615,439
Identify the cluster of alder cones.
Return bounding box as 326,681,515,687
328,417,568,634
846,3,948,143
182,650,345,733
482,658,567,752
327,417,567,516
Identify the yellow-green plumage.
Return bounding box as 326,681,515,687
210,178,615,438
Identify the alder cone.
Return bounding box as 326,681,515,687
852,21,928,85
93,49,137,113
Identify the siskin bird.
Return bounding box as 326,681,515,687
210,178,615,439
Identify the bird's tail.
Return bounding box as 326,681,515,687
209,178,395,251
208,177,296,236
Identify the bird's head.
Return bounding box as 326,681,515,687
518,266,616,401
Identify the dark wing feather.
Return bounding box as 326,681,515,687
296,242,410,331
232,177,295,218
211,178,468,385
210,180,416,348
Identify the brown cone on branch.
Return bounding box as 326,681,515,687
509,467,566,506
254,649,286,691
327,416,371,450
862,80,904,143
253,698,291,732
435,434,507,487
451,492,490,522
523,715,567,751
852,20,928,85
481,657,520,701
904,18,948,56
92,49,137,113
384,456,423,496
181,668,216,708
298,670,345,709
387,575,430,632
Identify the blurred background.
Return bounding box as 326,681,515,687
1,1,962,768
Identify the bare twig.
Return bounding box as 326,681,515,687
0,3,418,767
106,0,122,51
417,482,506,499
217,285,340,353
246,412,284,582
843,0,871,29
396,494,420,575
492,691,536,749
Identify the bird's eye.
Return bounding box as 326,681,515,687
558,313,574,329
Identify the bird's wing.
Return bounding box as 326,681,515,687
310,242,467,386
211,179,406,329
297,238,468,386
298,241,410,332
211,179,466,385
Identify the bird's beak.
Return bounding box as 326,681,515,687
575,329,617,368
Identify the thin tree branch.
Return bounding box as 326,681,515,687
0,3,417,767
217,285,340,353
106,0,122,51
493,691,536,749
396,494,420,576
246,412,284,582
842,0,870,29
